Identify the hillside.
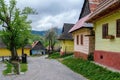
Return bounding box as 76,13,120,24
32,29,62,36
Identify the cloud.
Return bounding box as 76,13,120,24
32,9,80,31
17,0,84,31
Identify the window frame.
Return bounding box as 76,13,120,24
76,35,79,45
116,19,120,37
102,23,108,39
80,34,83,45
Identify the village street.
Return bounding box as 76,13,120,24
0,56,87,80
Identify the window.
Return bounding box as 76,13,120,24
117,19,120,37
102,23,108,39
81,35,83,45
76,35,79,45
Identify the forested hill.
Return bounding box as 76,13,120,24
32,29,62,36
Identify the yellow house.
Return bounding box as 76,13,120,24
87,0,120,70
69,0,101,60
58,23,74,55
0,41,31,57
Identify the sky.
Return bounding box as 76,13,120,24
5,0,84,31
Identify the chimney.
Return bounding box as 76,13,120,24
88,0,102,12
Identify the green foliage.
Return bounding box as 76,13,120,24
3,61,13,75
45,27,58,51
62,57,120,80
0,0,35,59
49,52,73,59
49,52,60,59
20,63,28,72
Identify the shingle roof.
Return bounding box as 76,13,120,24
58,23,74,40
87,0,120,22
69,14,93,33
32,41,45,50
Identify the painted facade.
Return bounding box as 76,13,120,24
72,28,94,59
58,23,74,55
31,41,46,55
0,48,31,57
87,0,120,70
69,0,99,59
60,40,74,55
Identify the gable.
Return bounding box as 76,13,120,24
79,0,91,20
32,41,45,50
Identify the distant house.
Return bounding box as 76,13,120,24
58,23,74,55
87,0,120,70
69,0,101,60
0,40,31,56
31,41,46,55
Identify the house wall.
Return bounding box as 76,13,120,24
72,28,94,59
60,40,74,55
0,48,11,56
0,48,30,57
17,48,30,56
94,9,120,70
31,50,45,55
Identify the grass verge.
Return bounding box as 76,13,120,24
49,52,73,59
3,61,13,75
20,63,28,72
3,61,28,75
61,57,120,80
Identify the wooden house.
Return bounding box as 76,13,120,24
87,0,120,70
31,41,46,55
58,23,74,55
0,40,31,57
69,0,101,60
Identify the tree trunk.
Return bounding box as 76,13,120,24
48,39,50,55
22,47,24,55
10,47,18,61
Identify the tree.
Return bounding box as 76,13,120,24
45,27,58,54
0,0,35,60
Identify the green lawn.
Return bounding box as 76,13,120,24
20,63,28,72
61,57,120,80
3,61,13,75
3,61,28,75
49,52,73,59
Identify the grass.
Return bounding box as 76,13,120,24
20,63,28,72
48,52,73,59
49,52,60,59
2,61,28,75
61,57,120,80
3,61,13,75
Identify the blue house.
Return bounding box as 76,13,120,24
31,41,46,55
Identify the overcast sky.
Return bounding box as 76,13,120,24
16,0,84,31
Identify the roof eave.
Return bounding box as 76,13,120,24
87,0,120,23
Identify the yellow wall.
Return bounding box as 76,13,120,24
94,10,120,52
0,48,30,57
0,48,11,56
60,40,74,53
17,48,30,56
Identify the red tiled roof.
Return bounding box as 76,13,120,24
87,0,120,22
69,14,92,33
